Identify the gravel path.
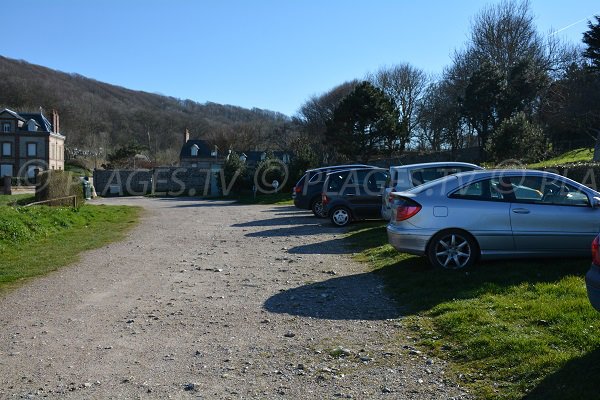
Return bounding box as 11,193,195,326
0,197,470,399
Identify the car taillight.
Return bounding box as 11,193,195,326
322,193,330,206
592,236,600,265
294,185,303,193
393,197,421,222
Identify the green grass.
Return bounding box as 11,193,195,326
528,148,594,168
348,223,600,399
0,204,140,292
0,193,35,206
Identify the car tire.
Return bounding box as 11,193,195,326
330,207,352,227
426,229,478,270
311,199,327,218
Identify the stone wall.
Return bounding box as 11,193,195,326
93,167,216,197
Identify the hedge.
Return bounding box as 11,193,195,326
35,170,84,206
536,163,600,192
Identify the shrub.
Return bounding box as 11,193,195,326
488,113,548,163
35,170,84,206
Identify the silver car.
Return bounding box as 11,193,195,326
381,162,482,220
387,169,600,269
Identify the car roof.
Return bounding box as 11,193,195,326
324,167,388,176
305,164,376,173
389,161,482,171
408,169,600,195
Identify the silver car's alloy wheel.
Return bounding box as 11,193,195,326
312,200,326,218
428,230,476,269
331,207,351,227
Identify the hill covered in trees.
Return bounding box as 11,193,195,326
0,56,296,164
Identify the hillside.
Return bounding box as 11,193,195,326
0,56,295,164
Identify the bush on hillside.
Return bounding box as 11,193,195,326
488,113,548,163
35,170,84,206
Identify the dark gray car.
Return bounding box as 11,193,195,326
292,164,376,217
322,168,389,227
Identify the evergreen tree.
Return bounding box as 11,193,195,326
583,16,600,71
325,81,400,162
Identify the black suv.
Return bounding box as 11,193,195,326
322,167,389,227
292,164,376,217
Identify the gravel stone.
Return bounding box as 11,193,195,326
0,198,470,399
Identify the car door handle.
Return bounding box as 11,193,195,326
512,208,530,214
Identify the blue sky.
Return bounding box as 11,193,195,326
3,1,599,116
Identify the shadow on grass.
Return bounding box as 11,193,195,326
347,224,590,315
524,348,600,400
263,272,399,320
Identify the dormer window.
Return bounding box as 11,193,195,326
190,144,199,157
27,119,38,132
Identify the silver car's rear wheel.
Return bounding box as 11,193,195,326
427,230,478,270
330,207,351,227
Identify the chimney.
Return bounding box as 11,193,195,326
52,110,60,134
184,128,190,144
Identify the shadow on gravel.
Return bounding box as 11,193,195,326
245,225,339,238
263,273,399,320
156,198,239,208
232,215,317,227
287,237,353,254
261,206,299,213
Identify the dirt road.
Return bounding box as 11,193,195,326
0,197,469,399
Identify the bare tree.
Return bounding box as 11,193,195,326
368,63,428,150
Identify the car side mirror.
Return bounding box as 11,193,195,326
592,197,600,208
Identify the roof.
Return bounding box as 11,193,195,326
20,113,53,132
180,139,213,158
240,150,291,163
0,108,26,122
0,108,59,134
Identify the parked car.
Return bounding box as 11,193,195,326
292,164,376,217
322,167,389,227
387,169,600,269
381,162,483,220
586,234,600,311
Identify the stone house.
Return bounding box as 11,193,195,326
0,108,65,179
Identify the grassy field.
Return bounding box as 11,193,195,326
528,148,594,168
0,193,34,207
0,201,140,292
348,222,600,400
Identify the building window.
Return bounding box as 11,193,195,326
27,143,37,157
0,164,13,178
2,142,11,156
2,123,10,132
190,144,199,157
27,165,38,178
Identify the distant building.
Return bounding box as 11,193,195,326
0,108,65,179
238,150,291,169
179,129,223,196
179,129,222,168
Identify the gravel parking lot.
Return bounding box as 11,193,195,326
0,197,470,399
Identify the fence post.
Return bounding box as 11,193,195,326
2,176,11,195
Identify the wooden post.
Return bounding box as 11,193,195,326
2,176,11,195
